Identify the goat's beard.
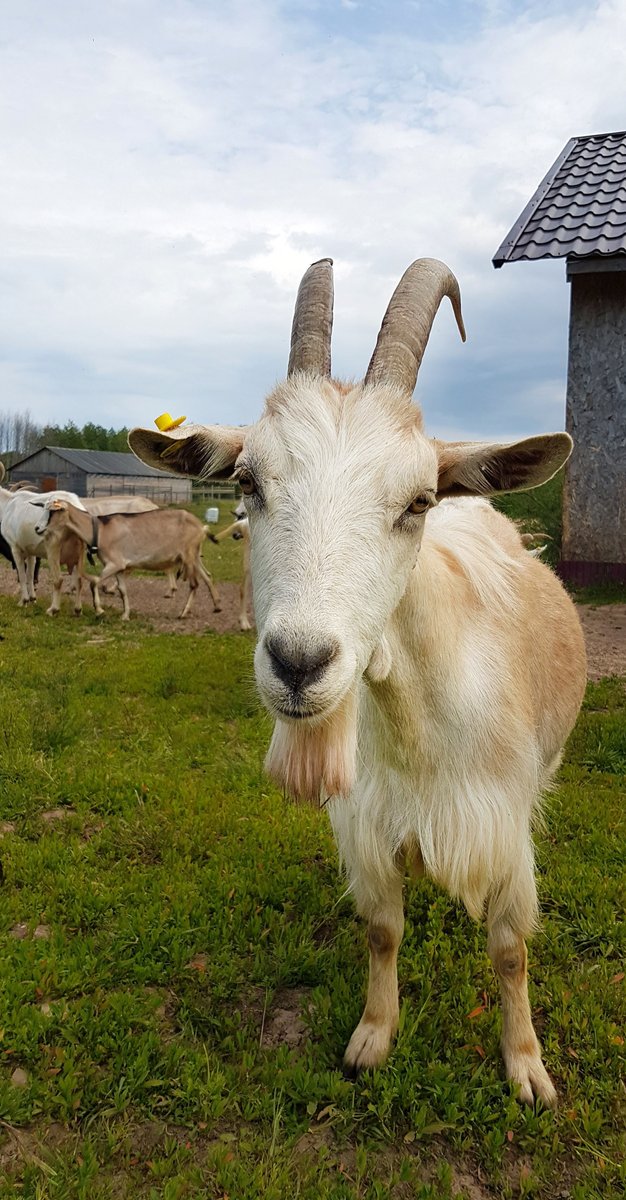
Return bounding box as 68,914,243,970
264,689,357,807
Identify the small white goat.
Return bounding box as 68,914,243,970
129,258,586,1107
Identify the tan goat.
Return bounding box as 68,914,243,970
43,503,221,621
82,496,178,598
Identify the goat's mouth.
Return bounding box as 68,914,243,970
273,701,322,722
261,683,347,727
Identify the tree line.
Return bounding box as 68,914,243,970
0,410,130,460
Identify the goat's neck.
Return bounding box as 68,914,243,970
363,543,470,748
67,506,94,543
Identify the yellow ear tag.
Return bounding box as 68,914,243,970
155,412,187,432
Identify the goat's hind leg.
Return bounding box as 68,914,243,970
487,866,557,1108
343,870,404,1074
197,560,221,612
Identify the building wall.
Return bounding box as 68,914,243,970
562,272,626,572
9,449,85,494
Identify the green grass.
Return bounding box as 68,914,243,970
494,473,626,605
0,602,624,1198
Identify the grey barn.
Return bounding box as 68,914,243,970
9,446,192,504
493,129,626,584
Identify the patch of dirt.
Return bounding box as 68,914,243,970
577,603,626,680
243,985,313,1050
0,560,252,634
40,807,74,824
262,1003,308,1049
0,1120,74,1174
2,562,625,679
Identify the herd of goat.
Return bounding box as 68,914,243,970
0,461,252,627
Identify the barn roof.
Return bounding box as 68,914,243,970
11,446,179,479
493,130,626,267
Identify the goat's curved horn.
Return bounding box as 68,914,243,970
287,258,334,377
0,461,5,483
365,258,466,395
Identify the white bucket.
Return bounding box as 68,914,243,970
205,506,219,524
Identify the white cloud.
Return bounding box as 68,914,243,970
0,0,623,439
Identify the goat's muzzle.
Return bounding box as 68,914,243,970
261,634,341,720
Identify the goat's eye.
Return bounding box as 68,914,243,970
238,472,256,496
406,497,431,515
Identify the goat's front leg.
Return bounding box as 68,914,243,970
344,873,404,1074
14,554,32,606
46,546,64,615
179,578,197,619
488,890,557,1108
72,565,83,615
26,554,37,601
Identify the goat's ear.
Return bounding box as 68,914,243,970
128,424,248,481
435,433,572,498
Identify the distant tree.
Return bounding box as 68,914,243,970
109,426,130,452
0,409,41,455
0,410,132,460
82,423,111,450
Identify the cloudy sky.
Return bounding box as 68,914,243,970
1,0,624,441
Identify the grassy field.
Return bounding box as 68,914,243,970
0,496,624,1199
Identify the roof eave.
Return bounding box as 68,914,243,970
492,137,578,268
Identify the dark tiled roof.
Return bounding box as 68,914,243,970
11,447,179,479
493,131,626,266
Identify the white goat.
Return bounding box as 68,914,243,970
210,502,253,630
129,258,586,1107
0,473,87,608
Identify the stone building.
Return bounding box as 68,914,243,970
493,130,626,584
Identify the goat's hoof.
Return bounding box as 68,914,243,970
209,534,218,543
343,1020,394,1075
505,1049,557,1109
213,605,222,614
46,607,59,617
240,619,252,632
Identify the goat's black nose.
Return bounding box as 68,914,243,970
266,636,338,692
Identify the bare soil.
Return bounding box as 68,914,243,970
0,562,249,636
577,603,626,680
1,564,624,679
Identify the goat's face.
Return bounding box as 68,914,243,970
129,257,571,794
243,378,437,722
34,499,65,538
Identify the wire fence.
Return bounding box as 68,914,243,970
85,482,241,504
